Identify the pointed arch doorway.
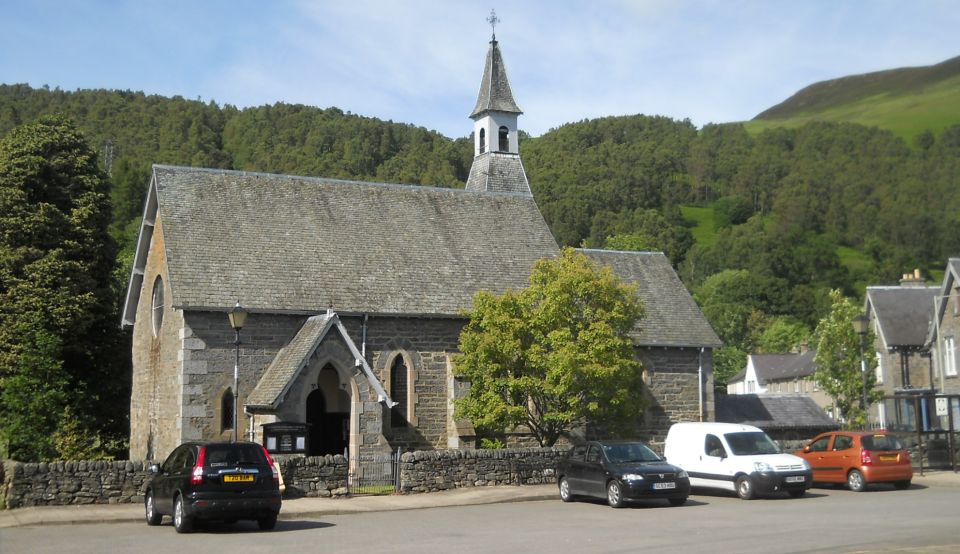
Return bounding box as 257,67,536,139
306,364,350,456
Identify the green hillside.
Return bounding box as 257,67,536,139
744,56,960,142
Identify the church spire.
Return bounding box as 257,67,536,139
465,12,531,196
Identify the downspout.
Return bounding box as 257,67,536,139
698,347,704,422
361,314,368,360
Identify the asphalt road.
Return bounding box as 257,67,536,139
3,485,959,553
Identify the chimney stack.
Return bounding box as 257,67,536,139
900,269,925,287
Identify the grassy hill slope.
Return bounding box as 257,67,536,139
744,56,960,142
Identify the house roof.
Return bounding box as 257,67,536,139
122,165,559,320
926,258,960,346
246,312,391,412
578,249,723,348
729,351,817,385
866,285,940,348
470,40,522,118
716,394,838,431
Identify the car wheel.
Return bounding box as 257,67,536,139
847,469,867,492
668,497,687,506
258,514,278,530
607,480,625,508
144,491,162,526
736,475,755,500
788,489,805,498
559,478,575,502
173,494,193,533
893,480,911,490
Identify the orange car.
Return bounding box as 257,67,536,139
795,431,913,492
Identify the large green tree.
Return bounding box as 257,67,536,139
0,115,128,461
812,290,882,427
454,248,645,446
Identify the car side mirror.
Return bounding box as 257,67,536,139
149,463,161,474
803,446,811,453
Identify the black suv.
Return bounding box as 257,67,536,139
145,441,282,532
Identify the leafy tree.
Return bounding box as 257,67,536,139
757,317,811,353
812,290,882,427
713,195,754,228
454,248,645,446
713,346,747,392
0,115,127,461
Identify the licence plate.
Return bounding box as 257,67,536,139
223,474,254,483
653,482,676,490
785,475,806,483
879,454,897,462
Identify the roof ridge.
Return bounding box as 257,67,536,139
152,164,530,197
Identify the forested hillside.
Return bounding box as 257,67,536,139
2,82,959,399
746,55,960,142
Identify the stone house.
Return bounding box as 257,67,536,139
925,258,960,394
121,34,720,462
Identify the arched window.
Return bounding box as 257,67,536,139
221,388,234,433
498,126,509,152
390,356,408,427
479,128,486,153
151,276,164,337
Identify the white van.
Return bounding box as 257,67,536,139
663,422,812,499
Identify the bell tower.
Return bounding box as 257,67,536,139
465,10,531,195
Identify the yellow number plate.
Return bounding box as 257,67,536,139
223,474,254,483
879,454,897,462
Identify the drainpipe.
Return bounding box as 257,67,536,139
698,347,704,422
361,314,368,360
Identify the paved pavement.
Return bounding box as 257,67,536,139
2,470,958,529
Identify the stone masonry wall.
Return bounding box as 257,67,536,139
1,460,153,509
273,454,349,498
398,448,565,493
639,347,714,448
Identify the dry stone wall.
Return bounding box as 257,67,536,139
398,447,565,493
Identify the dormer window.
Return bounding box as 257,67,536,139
479,128,486,153
499,126,509,152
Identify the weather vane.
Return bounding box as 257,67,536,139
487,8,499,41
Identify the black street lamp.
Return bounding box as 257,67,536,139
228,301,248,442
853,313,869,422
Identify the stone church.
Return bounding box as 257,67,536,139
122,32,721,462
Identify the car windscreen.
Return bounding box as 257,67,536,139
862,434,904,451
724,432,781,455
602,443,662,464
204,444,268,467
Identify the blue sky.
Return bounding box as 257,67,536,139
2,0,957,138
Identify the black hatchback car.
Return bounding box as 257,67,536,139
145,441,282,533
557,440,690,508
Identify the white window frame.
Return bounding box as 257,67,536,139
945,337,957,377
875,351,884,384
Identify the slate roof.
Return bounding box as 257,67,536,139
866,285,940,348
716,394,839,431
470,40,522,117
926,258,960,346
123,165,559,319
728,351,817,385
464,152,531,194
578,249,722,348
246,312,392,412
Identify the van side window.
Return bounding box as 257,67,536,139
586,445,602,463
705,434,726,457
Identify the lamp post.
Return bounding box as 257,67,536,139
227,301,248,442
853,313,869,424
